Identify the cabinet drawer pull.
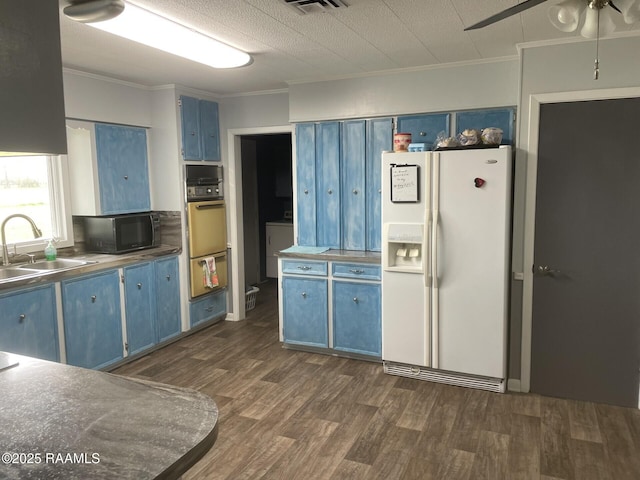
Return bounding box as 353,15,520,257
205,306,214,312
349,269,365,274
353,297,359,303
137,283,142,290
91,295,97,303
124,175,128,180
301,292,307,298
19,314,26,323
297,266,312,271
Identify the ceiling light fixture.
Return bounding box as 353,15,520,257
63,0,252,69
548,0,640,79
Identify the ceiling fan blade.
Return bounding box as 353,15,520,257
464,0,549,31
609,1,622,14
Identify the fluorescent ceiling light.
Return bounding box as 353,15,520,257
66,0,251,68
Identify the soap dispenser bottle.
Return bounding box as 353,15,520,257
44,239,57,261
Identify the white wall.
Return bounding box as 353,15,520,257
62,69,152,126
288,58,519,122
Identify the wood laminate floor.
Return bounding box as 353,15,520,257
113,279,640,480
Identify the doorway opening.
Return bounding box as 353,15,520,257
241,133,293,286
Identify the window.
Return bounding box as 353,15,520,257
0,155,73,258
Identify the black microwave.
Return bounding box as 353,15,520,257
79,213,160,254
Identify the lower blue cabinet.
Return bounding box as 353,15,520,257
282,276,328,348
333,281,381,357
0,284,59,362
62,270,123,370
124,262,155,356
155,256,181,342
190,289,226,328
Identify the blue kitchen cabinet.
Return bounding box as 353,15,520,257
179,95,221,161
316,122,341,249
0,284,59,362
155,256,181,342
455,108,516,145
282,276,328,348
94,123,151,214
332,281,381,357
200,99,221,161
366,118,392,251
341,120,366,251
190,289,226,328
397,113,451,149
62,270,123,370
295,123,317,246
124,262,156,356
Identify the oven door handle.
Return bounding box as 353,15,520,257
195,203,223,210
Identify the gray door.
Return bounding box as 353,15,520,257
531,97,640,408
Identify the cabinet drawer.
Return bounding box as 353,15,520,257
332,263,381,281
281,260,328,276
190,290,226,327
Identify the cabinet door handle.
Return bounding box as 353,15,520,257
301,292,307,298
353,297,359,303
19,314,26,323
349,269,365,274
190,131,196,136
205,306,214,312
420,131,426,136
327,189,333,194
137,283,142,290
124,175,128,180
166,275,171,281
304,189,309,195
91,295,97,303
297,266,312,271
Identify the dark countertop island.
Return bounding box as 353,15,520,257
0,352,217,480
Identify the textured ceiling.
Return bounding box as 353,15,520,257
58,0,640,95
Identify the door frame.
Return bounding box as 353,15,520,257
520,86,640,400
227,125,295,321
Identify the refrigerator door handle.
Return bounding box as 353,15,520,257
431,152,440,369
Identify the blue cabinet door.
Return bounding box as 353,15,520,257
63,270,123,370
189,290,226,328
282,276,328,348
455,108,516,145
316,122,341,249
0,284,59,362
180,95,201,160
295,123,317,246
341,120,366,251
95,123,150,214
333,281,381,357
397,113,451,149
366,118,392,252
199,99,221,161
155,256,181,342
124,262,156,356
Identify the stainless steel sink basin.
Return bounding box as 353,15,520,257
20,258,95,271
0,268,36,281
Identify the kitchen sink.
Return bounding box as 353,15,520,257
19,258,96,271
0,268,37,281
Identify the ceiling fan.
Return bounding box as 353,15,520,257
464,0,640,79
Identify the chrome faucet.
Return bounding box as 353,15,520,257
1,214,43,266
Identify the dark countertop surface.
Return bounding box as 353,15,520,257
277,247,381,264
0,352,217,480
0,245,181,293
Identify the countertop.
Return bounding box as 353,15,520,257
277,247,381,264
0,352,218,480
0,245,181,293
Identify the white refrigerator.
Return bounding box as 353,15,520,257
381,146,511,393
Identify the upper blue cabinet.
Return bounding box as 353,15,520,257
397,113,450,149
66,120,151,216
180,95,221,161
455,108,516,145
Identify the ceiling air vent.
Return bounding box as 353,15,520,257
282,0,348,15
